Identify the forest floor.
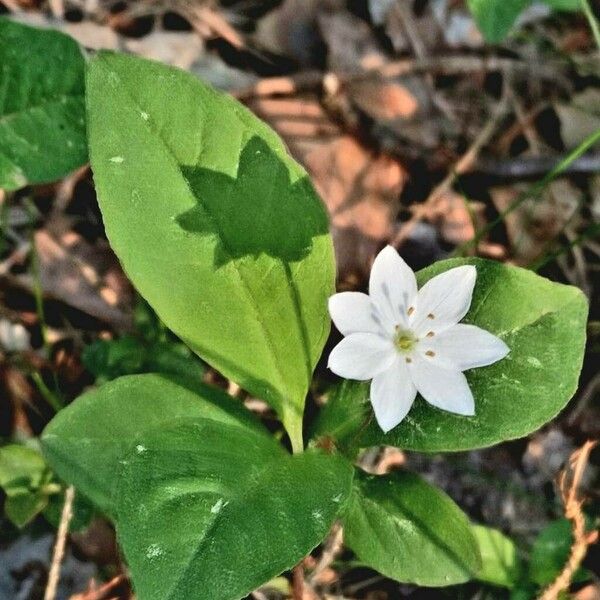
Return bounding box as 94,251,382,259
0,0,599,598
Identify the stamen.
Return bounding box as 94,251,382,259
395,329,416,353
425,350,435,357
407,306,415,316
427,313,435,319
426,331,435,337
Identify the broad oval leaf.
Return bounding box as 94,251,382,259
312,258,588,452
41,373,264,516
86,51,335,451
116,420,353,600
0,18,86,189
472,525,522,588
343,470,481,586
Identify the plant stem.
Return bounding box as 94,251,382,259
25,201,51,357
31,372,63,413
456,127,600,256
581,0,600,51
528,223,600,271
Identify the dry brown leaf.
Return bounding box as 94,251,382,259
574,584,600,600
347,78,420,121
374,0,436,53
490,179,581,265
426,190,485,245
17,230,133,329
249,96,339,158
253,0,326,66
555,88,600,149
65,22,120,51
0,319,30,352
305,136,406,281
317,9,386,71
373,447,406,474
124,32,204,70
69,575,126,600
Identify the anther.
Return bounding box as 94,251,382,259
405,357,412,363
426,331,435,337
407,306,415,316
425,350,435,357
427,313,435,319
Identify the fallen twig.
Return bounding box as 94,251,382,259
391,97,509,248
234,55,571,100
69,575,125,600
539,440,598,600
457,127,600,256
477,152,600,179
292,563,305,600
44,485,76,600
308,522,344,586
568,371,600,426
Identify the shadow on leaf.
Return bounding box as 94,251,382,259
176,136,328,267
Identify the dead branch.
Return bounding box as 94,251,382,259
44,486,76,600
69,575,125,600
391,96,509,248
292,563,305,600
234,55,571,101
539,440,598,600
308,522,344,586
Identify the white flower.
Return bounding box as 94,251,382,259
327,246,509,433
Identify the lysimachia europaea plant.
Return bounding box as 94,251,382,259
0,18,589,600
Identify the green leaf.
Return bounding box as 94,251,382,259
0,444,47,496
116,419,353,600
82,335,202,383
315,258,587,453
467,0,532,42
44,491,95,532
473,525,522,588
5,491,49,528
82,336,145,379
342,470,481,586
309,380,367,454
0,18,87,190
529,519,591,586
86,51,335,451
41,373,264,516
0,444,53,527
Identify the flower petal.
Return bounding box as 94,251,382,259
369,245,417,331
411,265,476,335
328,292,381,336
328,333,396,381
370,359,417,432
425,324,509,371
408,354,475,416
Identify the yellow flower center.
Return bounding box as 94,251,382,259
394,328,417,353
